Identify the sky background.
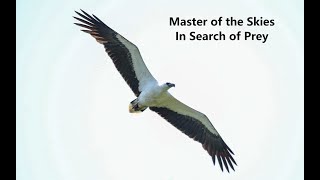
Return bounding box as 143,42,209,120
17,0,304,180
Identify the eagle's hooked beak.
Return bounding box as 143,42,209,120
168,83,175,88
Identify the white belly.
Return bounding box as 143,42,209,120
138,85,167,107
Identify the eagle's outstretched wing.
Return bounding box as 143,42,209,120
150,93,237,172
74,10,157,97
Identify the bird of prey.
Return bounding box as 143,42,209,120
74,10,237,172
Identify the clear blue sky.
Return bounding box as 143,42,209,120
17,0,303,179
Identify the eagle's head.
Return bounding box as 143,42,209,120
165,82,175,88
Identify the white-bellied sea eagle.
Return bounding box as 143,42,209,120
74,10,237,172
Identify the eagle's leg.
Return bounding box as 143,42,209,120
129,99,147,113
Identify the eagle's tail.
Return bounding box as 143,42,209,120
129,99,148,113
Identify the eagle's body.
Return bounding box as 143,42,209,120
130,83,170,113
74,10,237,172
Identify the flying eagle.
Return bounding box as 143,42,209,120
74,10,237,172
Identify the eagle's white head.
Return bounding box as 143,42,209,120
161,82,175,91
